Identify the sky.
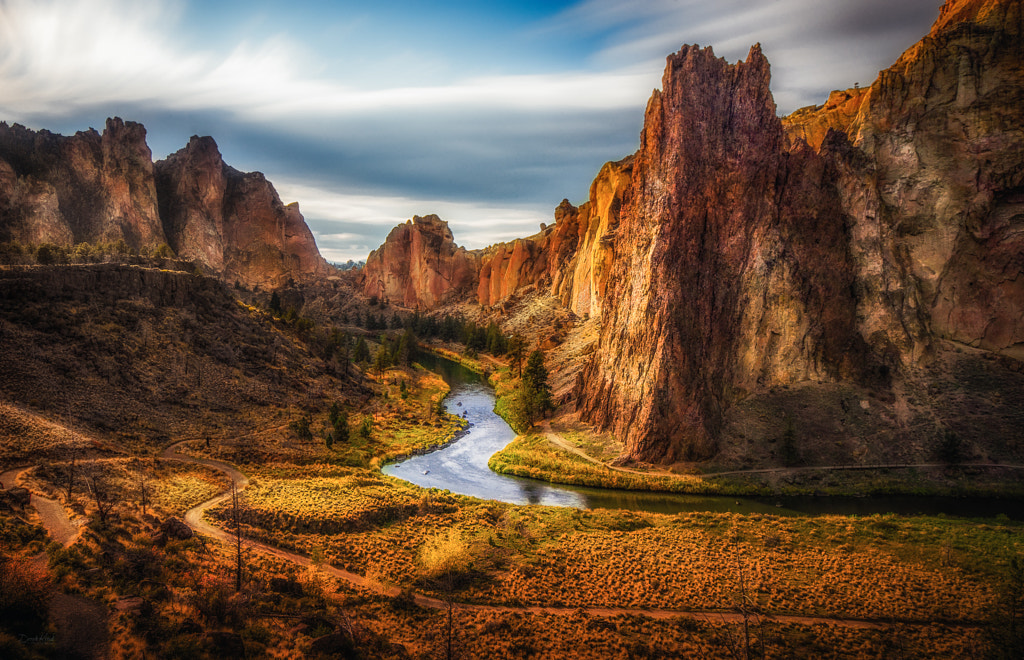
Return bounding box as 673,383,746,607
0,0,943,262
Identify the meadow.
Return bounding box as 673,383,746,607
207,461,1020,629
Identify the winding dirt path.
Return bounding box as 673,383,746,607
162,440,985,631
1,465,82,548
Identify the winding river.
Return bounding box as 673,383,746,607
383,353,1023,520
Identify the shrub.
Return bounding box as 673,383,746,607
0,554,51,637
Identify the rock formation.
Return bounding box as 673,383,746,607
0,118,163,248
477,157,630,318
360,0,1022,463
573,44,881,461
360,215,478,308
155,136,331,288
0,120,331,288
369,158,629,316
574,0,1023,461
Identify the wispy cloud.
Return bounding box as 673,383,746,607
0,0,653,123
1,0,942,265
543,0,940,111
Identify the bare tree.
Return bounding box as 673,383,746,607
138,476,150,517
700,557,771,660
88,474,113,526
63,450,76,501
231,481,244,592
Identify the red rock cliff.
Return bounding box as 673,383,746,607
572,0,1023,462
574,44,880,461
784,0,1024,356
360,215,478,308
155,135,332,288
0,120,332,289
476,157,630,317
0,118,164,248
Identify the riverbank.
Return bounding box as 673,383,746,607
489,431,1024,499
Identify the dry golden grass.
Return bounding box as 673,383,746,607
208,463,1020,628
0,400,98,463
24,456,227,517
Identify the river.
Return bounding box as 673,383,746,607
382,352,1023,520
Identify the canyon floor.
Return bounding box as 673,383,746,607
0,263,1022,659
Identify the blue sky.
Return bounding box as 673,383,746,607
0,0,942,262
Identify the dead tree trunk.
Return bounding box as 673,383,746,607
232,481,243,592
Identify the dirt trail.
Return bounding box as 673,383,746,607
3,465,108,657
0,464,31,489
32,493,80,547
165,440,983,631
539,422,650,475
1,465,82,548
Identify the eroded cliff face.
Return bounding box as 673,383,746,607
573,45,881,461
361,215,478,308
784,0,1024,356
155,136,332,289
571,0,1023,461
0,118,164,248
0,120,332,289
477,158,631,317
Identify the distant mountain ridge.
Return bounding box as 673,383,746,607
0,118,331,288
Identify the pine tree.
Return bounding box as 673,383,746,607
513,349,553,428
508,334,525,377
353,337,370,363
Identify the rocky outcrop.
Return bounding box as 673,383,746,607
155,135,332,288
477,157,630,317
0,118,164,248
368,158,629,315
571,0,1024,461
0,120,332,288
573,45,880,461
784,0,1024,355
361,215,478,308
154,136,227,271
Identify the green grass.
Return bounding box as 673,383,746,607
488,434,768,495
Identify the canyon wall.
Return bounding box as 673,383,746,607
365,158,629,316
361,0,1022,463
155,136,331,289
0,120,331,288
0,118,163,249
360,215,478,309
574,45,879,461
574,0,1023,461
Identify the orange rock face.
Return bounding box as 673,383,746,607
476,159,630,318
572,0,1024,461
361,215,479,309
156,137,332,288
783,0,1024,355
573,45,880,461
0,120,332,289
